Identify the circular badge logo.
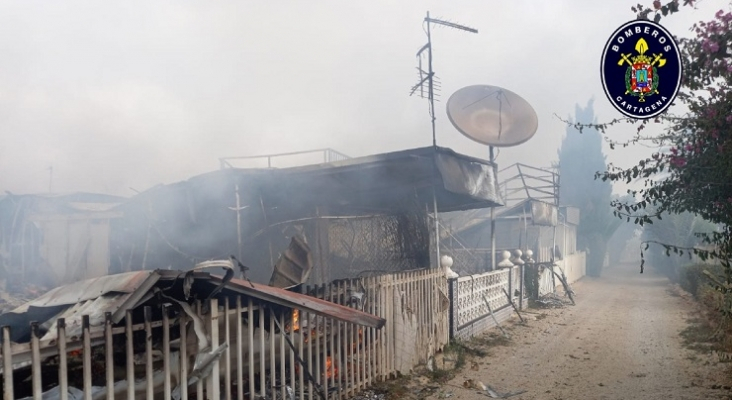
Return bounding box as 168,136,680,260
600,20,682,119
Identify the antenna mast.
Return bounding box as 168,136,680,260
410,11,477,148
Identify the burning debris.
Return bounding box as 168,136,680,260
0,258,385,399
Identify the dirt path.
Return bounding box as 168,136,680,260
430,262,732,400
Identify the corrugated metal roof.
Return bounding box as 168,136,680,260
1,268,386,344
40,295,126,341
10,271,156,313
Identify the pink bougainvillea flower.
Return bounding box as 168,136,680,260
670,156,687,168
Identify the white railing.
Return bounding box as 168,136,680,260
219,149,351,170
0,269,448,400
449,266,520,340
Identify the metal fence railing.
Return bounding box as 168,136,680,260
219,149,351,170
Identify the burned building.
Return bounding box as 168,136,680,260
108,146,503,285
0,193,125,290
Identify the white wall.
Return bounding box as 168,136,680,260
538,252,586,296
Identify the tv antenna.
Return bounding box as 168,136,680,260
409,12,478,148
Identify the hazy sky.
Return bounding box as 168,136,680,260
0,0,725,197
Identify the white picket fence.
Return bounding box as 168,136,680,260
0,269,449,400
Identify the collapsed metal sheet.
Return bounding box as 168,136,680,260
435,152,503,207
269,235,313,288
0,271,160,343
1,265,385,346
530,200,558,226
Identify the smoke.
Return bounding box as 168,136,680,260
0,1,723,198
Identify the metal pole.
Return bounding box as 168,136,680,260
433,186,440,269
235,184,243,260
552,224,558,293
490,146,496,270
427,11,436,148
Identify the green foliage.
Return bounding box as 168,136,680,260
678,263,732,329
641,210,717,280
678,263,726,299
557,99,619,276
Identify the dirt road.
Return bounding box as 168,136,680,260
435,262,732,400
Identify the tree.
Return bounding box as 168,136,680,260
558,99,620,277
607,194,640,266
561,1,732,314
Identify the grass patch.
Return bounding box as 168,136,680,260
469,332,512,349
426,341,468,383
427,368,454,384
680,317,723,353
367,374,412,399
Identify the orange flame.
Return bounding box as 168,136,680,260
324,356,338,379
291,309,299,332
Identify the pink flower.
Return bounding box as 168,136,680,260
670,156,687,167
671,147,678,155
727,115,732,123
710,42,720,52
685,143,693,151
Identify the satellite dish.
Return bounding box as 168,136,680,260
446,85,538,147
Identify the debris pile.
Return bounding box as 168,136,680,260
534,293,571,309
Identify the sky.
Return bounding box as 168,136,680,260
0,0,726,197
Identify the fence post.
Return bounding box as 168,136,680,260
126,310,135,400
2,326,13,400
31,321,43,400
208,299,220,400
162,306,172,400
105,312,115,400
519,263,525,310
57,319,68,400
507,268,513,307
81,316,92,400
447,277,456,340
144,306,154,400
